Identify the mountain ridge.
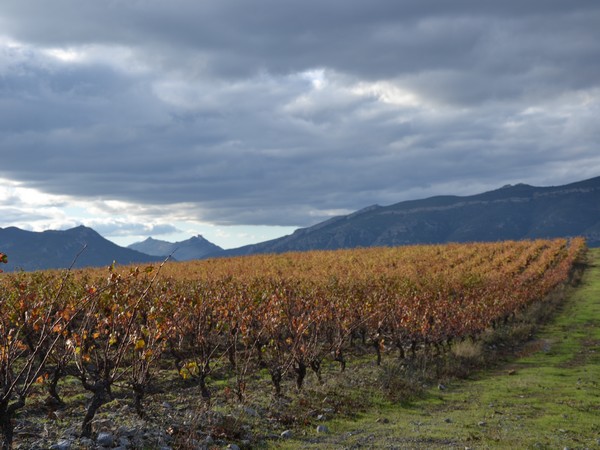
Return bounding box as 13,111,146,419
216,175,600,257
2,176,599,271
128,235,222,260
0,225,164,272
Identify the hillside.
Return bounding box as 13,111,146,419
0,225,163,272
219,176,600,256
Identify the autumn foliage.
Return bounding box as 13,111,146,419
0,238,587,447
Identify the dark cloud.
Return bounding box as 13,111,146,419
0,1,599,229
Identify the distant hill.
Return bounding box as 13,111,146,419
0,225,163,272
218,176,600,257
128,235,222,261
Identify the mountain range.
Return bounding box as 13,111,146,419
127,235,222,260
1,176,599,271
218,175,600,256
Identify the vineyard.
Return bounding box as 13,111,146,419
0,238,587,449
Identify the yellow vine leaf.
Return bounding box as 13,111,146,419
135,339,145,351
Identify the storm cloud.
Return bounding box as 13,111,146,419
1,1,599,241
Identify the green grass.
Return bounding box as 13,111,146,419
272,248,600,449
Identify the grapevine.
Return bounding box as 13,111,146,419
0,238,587,448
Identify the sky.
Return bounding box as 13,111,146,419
1,1,599,249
